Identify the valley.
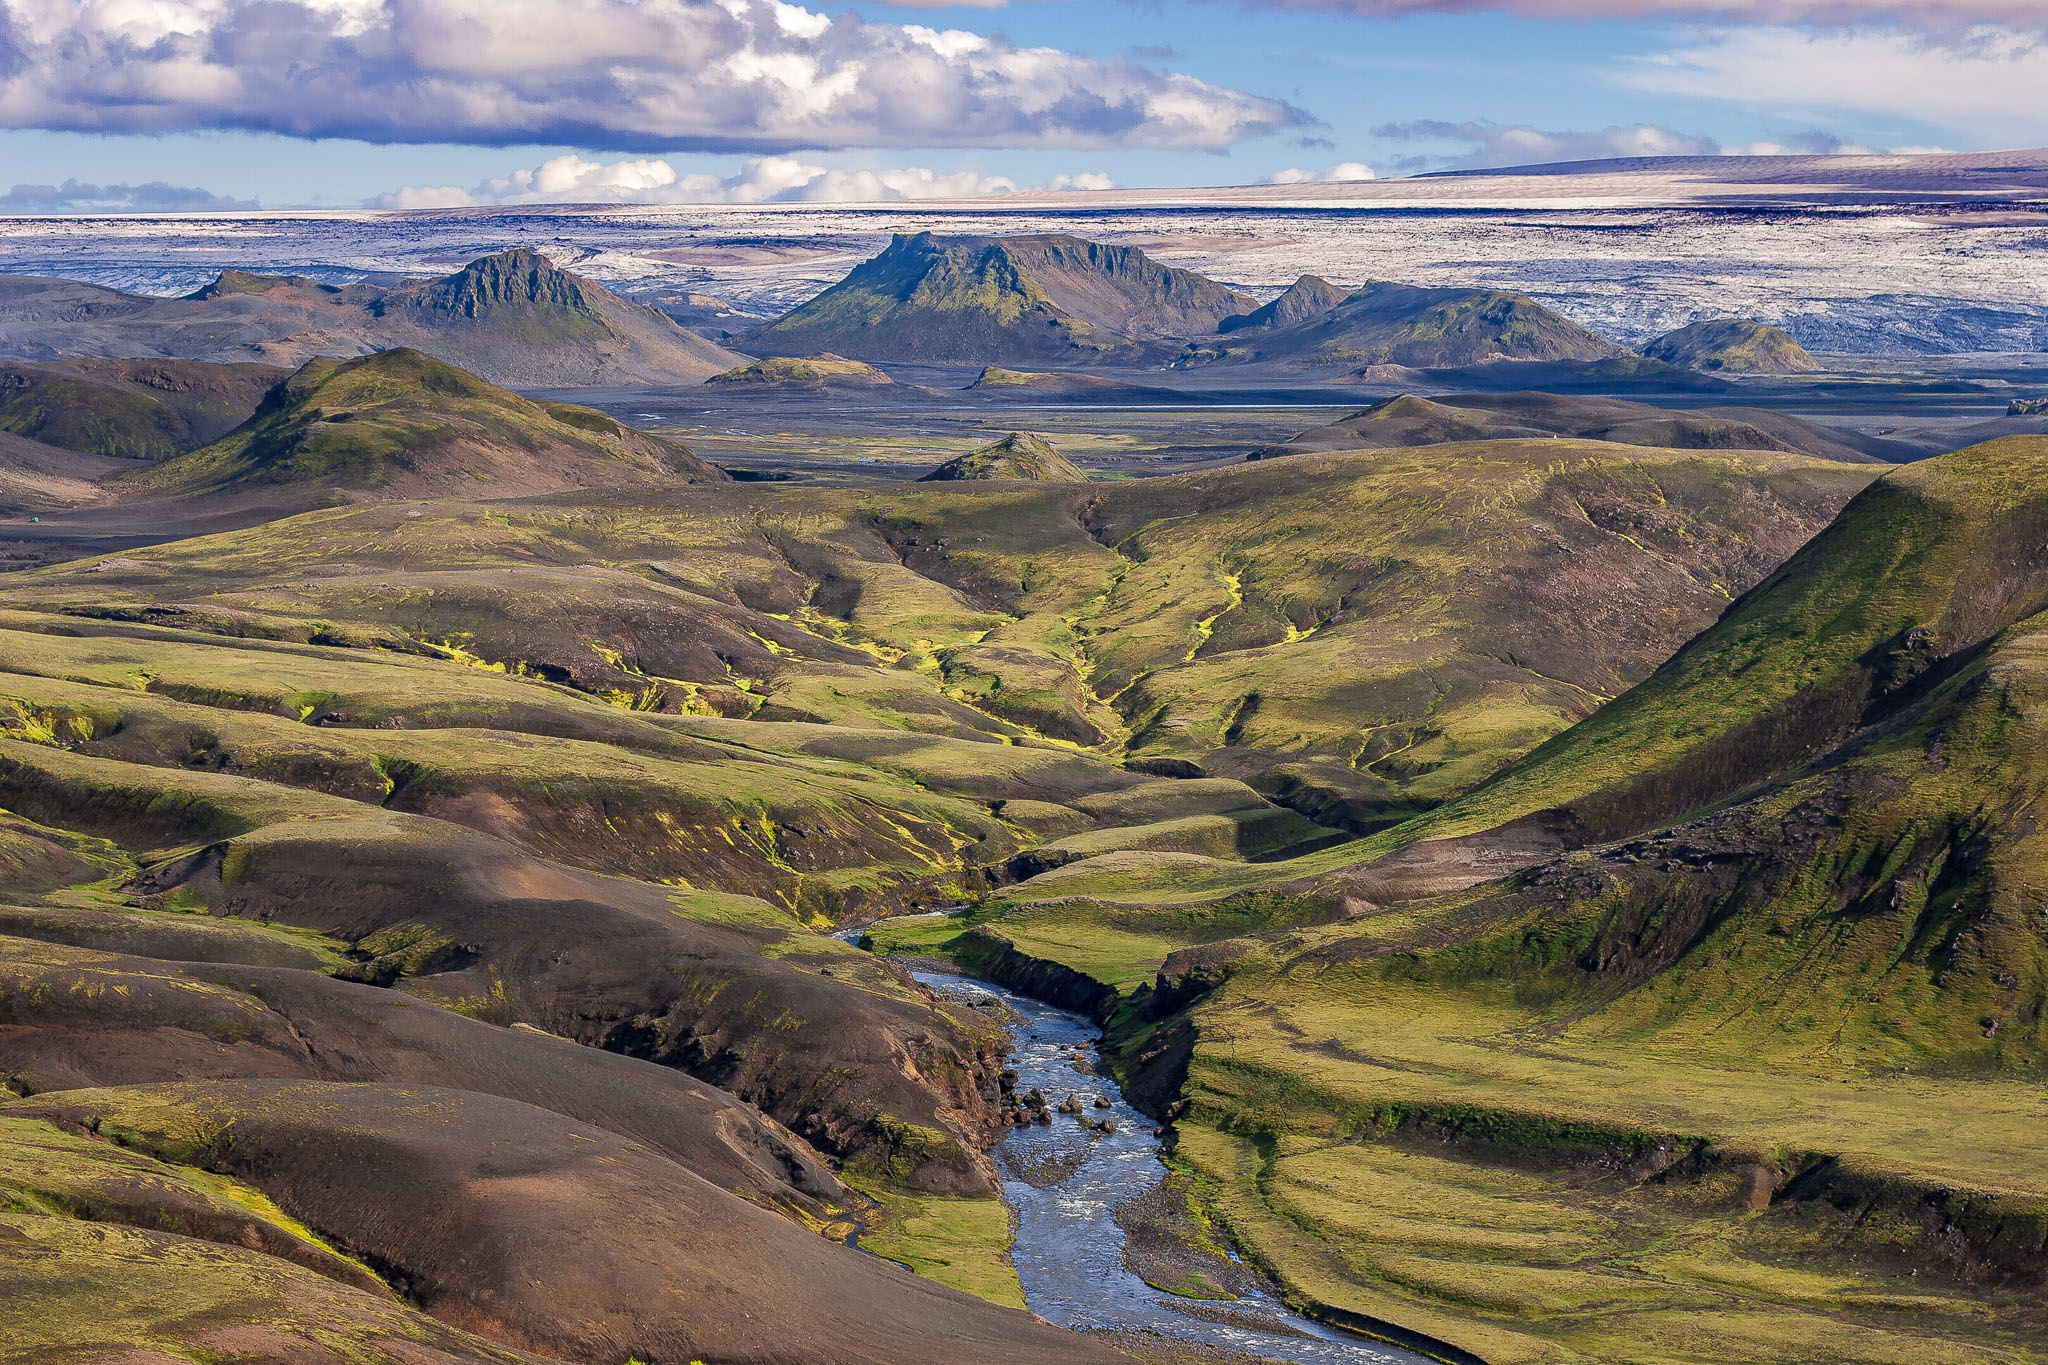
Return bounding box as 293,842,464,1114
3,200,2048,1365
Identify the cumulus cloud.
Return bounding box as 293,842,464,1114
1624,25,2048,134
0,178,257,213
374,153,1117,208
0,0,1299,152
1266,161,1376,183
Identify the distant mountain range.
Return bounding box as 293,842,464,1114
0,249,743,387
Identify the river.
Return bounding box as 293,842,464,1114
908,969,1431,1365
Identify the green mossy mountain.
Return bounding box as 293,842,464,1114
1645,316,1821,373
748,233,1256,364
918,432,1087,482
0,356,286,460
125,347,720,504
1179,280,1627,373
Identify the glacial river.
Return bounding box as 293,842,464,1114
908,969,1430,1365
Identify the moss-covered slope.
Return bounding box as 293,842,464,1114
918,432,1087,482
1646,316,1821,374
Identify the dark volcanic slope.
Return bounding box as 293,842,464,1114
12,1080,1115,1365
0,249,744,386
123,347,722,507
0,356,286,459
1218,274,1350,333
1182,281,1626,373
1258,391,1911,463
748,232,1255,364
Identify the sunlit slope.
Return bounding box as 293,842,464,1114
125,347,721,505
1140,438,2048,1365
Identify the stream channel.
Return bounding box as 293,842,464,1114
908,968,1429,1365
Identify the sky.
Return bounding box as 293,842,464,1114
0,0,2044,212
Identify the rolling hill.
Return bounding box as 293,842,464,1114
123,348,721,507
747,233,1255,365
0,249,744,386
706,353,896,388
1256,391,1911,464
1177,280,1628,374
0,357,286,460
1645,316,1820,373
918,432,1086,482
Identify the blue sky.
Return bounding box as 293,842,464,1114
0,1,2041,211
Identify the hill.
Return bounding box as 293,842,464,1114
705,353,895,388
963,367,1198,403
1218,275,1349,333
1645,316,1821,373
747,233,1255,365
918,432,1086,482
0,250,744,387
125,348,721,506
1178,280,1627,374
1255,391,1910,464
0,357,286,460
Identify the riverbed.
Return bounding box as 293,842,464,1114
909,969,1429,1365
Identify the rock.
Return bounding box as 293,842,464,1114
1093,1095,1111,1109
1100,1119,1116,1134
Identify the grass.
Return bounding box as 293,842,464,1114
845,1178,1027,1310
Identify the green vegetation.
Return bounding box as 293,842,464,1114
706,353,896,386
1645,317,1821,374
918,431,1089,482
846,1180,1027,1309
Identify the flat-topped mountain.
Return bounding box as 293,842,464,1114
1645,316,1820,373
126,347,721,506
918,432,1086,482
748,232,1255,365
0,250,744,387
1181,280,1626,373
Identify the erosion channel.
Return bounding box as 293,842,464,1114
904,968,1432,1365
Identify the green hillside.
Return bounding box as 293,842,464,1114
1180,281,1627,373
0,357,285,460
126,347,719,503
918,432,1087,482
1647,317,1821,374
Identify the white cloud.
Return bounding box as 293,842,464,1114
1624,26,2048,136
376,154,1115,208
1266,161,1376,183
0,0,1299,151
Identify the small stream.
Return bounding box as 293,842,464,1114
910,969,1430,1365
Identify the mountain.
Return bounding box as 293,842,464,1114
747,233,1255,365
0,430,130,515
1178,280,1627,373
918,432,1086,482
706,353,895,388
0,357,287,460
1645,316,1821,373
1217,274,1349,333
126,348,721,506
0,250,745,387
1255,391,1912,464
